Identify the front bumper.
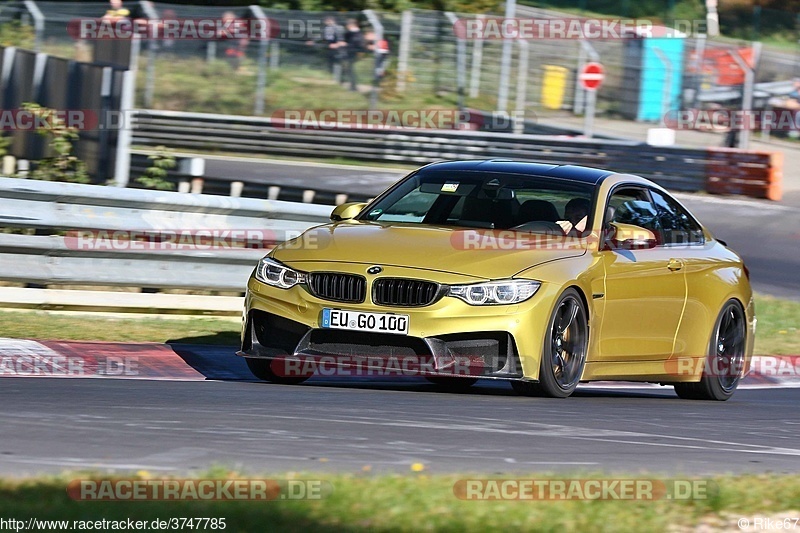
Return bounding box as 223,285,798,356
238,274,560,380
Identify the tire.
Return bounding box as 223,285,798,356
245,357,311,385
513,288,589,398
674,300,746,401
425,376,478,391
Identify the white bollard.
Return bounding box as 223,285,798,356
230,181,244,197
16,159,29,177
178,157,205,177
2,155,16,176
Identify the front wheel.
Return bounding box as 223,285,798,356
246,358,311,385
674,300,746,401
513,288,589,398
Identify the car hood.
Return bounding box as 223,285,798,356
272,221,586,280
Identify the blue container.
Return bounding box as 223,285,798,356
620,27,686,122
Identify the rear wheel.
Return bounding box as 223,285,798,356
674,300,746,401
246,357,311,385
425,376,478,391
513,288,588,398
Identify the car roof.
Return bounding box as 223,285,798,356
422,160,616,185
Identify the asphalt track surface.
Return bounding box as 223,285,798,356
202,156,800,299
0,340,798,477
1,373,799,476
2,156,798,478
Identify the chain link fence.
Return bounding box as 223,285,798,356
2,1,799,131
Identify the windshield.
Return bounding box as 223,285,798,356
360,170,596,235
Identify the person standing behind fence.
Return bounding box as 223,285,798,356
321,17,345,78
217,11,249,73
103,0,130,21
343,19,364,91
364,29,390,81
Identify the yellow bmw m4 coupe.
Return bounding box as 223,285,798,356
239,160,755,400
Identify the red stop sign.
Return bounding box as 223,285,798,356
579,62,604,91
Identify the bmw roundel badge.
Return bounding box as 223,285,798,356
367,265,383,275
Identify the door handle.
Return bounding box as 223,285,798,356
667,259,684,271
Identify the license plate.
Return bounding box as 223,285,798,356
321,309,409,335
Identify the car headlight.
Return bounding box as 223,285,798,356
448,280,541,305
254,257,306,289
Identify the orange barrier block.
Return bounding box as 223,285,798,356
705,148,783,201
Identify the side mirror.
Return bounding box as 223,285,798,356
604,222,657,250
330,202,368,222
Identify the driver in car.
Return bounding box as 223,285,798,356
557,198,590,235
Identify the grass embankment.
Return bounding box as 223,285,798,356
0,294,797,354
0,472,799,532
137,55,498,117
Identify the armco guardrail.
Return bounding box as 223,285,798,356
132,110,783,201
0,177,331,301
128,153,375,205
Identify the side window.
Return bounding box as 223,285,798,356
606,187,663,243
650,190,705,245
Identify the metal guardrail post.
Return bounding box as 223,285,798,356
22,0,44,52
363,9,384,110
250,5,270,115
396,10,412,92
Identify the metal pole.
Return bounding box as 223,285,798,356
97,66,113,180
114,37,140,187
144,43,156,108
31,52,46,97
269,40,279,69
705,0,720,37
574,40,599,115
468,14,484,98
653,48,673,126
691,35,706,108
728,42,761,150
22,0,44,52
584,89,596,138
496,0,516,111
396,10,412,92
250,6,270,115
140,1,159,109
446,12,466,114
364,9,384,111
514,40,529,134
